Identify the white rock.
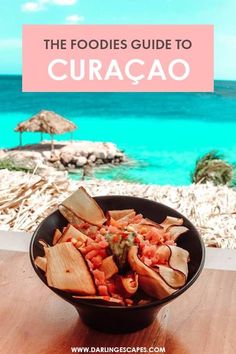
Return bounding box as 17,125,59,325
88,154,96,163
96,150,107,160
60,151,74,165
79,150,89,158
76,156,87,167
107,151,116,159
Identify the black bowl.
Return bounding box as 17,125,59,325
30,195,205,333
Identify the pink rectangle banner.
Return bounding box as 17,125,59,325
22,25,214,92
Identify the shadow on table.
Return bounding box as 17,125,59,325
47,308,190,354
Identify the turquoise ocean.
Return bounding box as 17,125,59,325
0,76,236,185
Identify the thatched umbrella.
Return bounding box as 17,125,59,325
15,110,77,151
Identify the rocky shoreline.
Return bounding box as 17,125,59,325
0,140,126,174
0,169,236,249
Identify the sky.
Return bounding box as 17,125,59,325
0,0,236,79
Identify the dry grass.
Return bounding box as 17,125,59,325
0,169,236,249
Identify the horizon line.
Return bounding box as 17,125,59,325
0,74,235,83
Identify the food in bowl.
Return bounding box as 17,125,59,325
34,187,190,306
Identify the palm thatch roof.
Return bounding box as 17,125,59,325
15,110,77,135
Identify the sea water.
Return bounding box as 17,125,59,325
0,76,236,185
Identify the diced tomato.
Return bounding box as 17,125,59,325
96,249,106,258
88,232,97,239
85,243,100,253
107,226,114,234
139,241,146,250
80,223,90,230
108,225,119,234
93,269,106,285
107,281,116,294
112,234,120,243
86,238,93,245
125,298,133,305
145,228,161,245
98,285,109,296
85,249,98,260
142,244,156,258
79,247,86,254
134,236,141,244
91,255,103,268
94,234,102,242
98,240,109,248
120,232,129,239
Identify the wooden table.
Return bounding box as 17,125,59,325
0,250,235,354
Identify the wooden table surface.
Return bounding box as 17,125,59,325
0,250,235,354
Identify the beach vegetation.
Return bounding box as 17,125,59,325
192,151,235,186
0,157,34,173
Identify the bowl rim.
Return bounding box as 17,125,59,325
30,194,205,311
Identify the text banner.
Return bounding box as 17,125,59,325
22,25,214,92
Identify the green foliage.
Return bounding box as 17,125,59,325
0,158,34,173
192,151,235,186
